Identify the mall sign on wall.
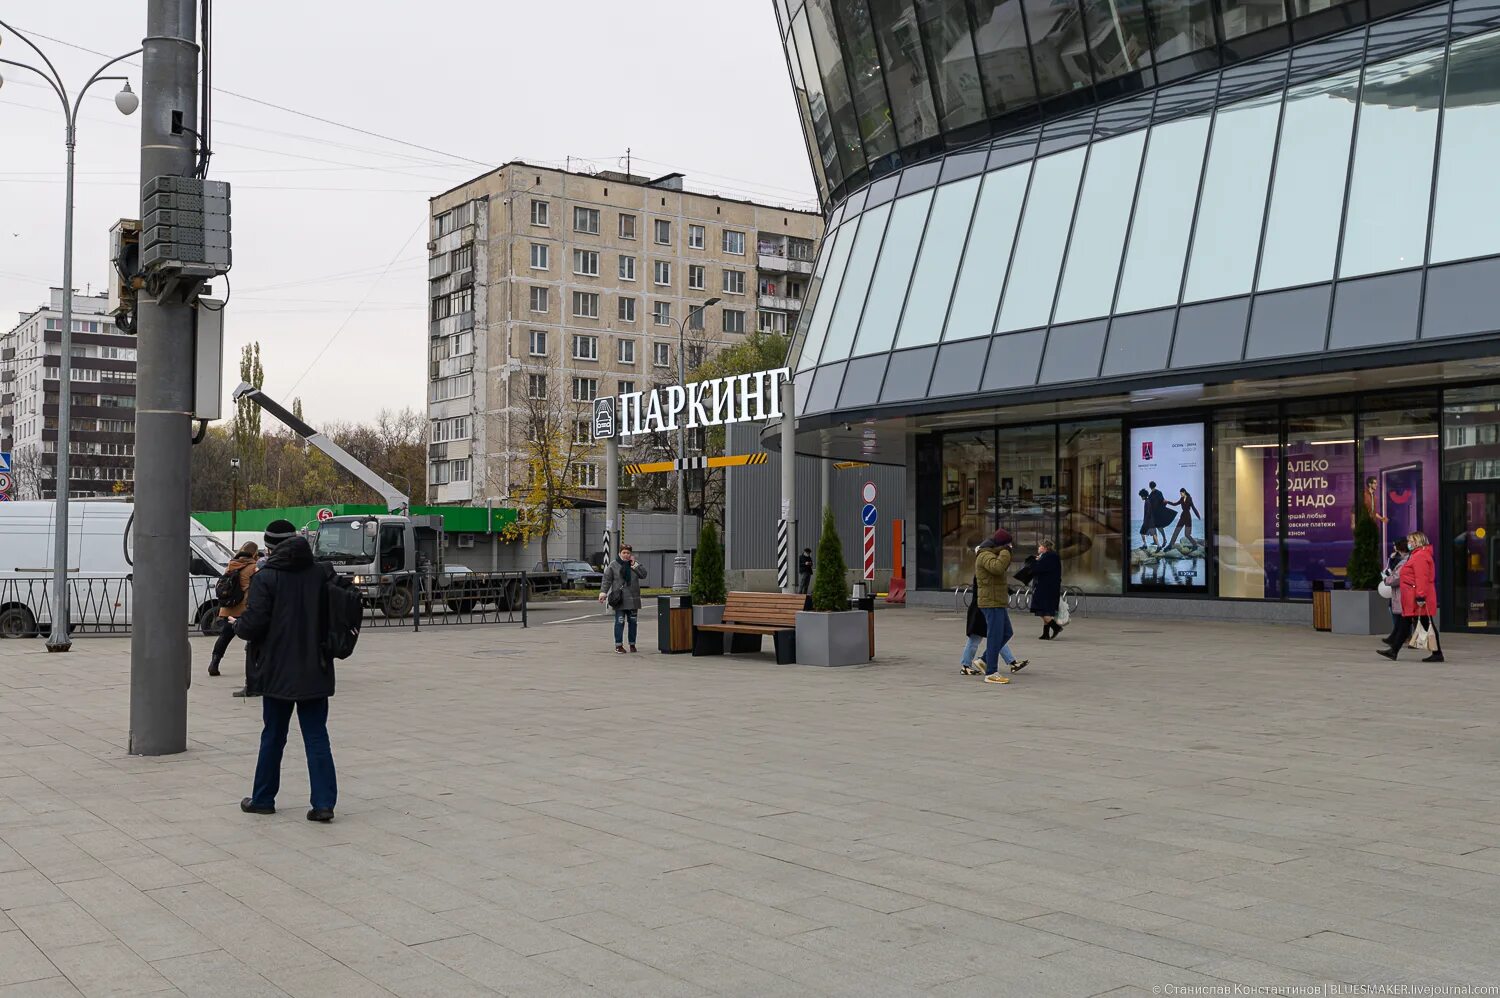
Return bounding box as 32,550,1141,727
593,367,791,440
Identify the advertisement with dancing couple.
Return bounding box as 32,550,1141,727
1130,423,1207,589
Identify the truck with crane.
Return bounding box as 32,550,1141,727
230,383,535,616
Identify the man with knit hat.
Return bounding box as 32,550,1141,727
228,519,298,699
975,528,1027,683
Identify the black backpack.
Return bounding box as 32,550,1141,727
215,568,244,608
320,566,363,661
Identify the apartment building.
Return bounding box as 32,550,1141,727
1,288,137,499
425,162,822,504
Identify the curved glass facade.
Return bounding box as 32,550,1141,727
787,0,1500,420
776,0,1448,207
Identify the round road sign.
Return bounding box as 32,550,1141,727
0,472,11,493
316,507,335,522
861,503,878,527
861,481,877,504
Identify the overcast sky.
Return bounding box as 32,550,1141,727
0,1,816,426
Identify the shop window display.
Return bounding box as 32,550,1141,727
940,430,997,589
1059,421,1123,593
1214,410,1279,598
995,426,1058,552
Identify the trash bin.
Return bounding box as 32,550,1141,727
855,593,875,660
1311,581,1332,632
657,594,693,654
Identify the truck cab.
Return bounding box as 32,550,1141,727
312,514,445,617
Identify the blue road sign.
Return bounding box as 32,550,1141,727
861,503,878,527
0,451,10,474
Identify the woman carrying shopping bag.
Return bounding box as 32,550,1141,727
1378,532,1442,663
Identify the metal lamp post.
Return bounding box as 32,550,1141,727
0,22,140,652
672,296,721,593
229,456,240,547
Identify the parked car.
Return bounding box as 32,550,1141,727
533,559,603,589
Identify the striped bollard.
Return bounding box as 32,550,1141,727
776,518,791,592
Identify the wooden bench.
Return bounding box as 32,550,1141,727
692,591,810,664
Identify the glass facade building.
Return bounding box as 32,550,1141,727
777,0,1500,632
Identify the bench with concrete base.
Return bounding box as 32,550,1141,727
692,591,810,664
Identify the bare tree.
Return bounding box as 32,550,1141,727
8,444,46,500
501,354,597,565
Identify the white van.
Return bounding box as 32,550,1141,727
0,501,232,638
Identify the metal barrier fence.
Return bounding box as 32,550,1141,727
952,583,1087,617
0,571,529,639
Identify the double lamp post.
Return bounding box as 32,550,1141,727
671,296,720,592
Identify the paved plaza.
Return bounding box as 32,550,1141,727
2,605,1499,997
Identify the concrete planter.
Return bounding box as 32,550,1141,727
691,604,726,656
795,610,868,667
1330,589,1389,635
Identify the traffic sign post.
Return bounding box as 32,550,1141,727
0,451,11,473
861,481,877,504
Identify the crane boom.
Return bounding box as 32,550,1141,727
230,382,410,513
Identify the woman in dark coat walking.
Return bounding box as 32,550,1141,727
1030,539,1065,640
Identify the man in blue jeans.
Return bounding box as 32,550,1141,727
975,529,1028,683
232,529,339,822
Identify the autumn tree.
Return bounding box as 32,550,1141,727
502,355,597,565
233,342,266,473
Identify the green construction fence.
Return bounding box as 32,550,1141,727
193,504,519,535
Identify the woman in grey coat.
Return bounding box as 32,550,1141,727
597,544,648,653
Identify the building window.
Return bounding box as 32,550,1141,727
688,264,706,291
529,243,548,270
530,200,549,226
572,377,598,402
572,334,598,361
618,296,636,322
618,338,635,364
789,236,815,261
432,416,471,443
688,306,705,331
529,329,547,356
573,249,599,276
435,209,457,236
652,301,672,326
688,223,705,250
574,206,600,234
722,229,745,255
527,373,547,399
619,213,637,239
653,342,671,367
687,344,705,369
451,458,470,483
618,254,636,281
722,308,746,334
758,310,787,334
574,419,592,444
653,260,671,286
572,463,600,488
722,269,746,295
529,286,548,313
452,244,474,271
618,379,636,396
654,219,672,244
572,291,600,318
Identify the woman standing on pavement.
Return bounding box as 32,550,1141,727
1030,539,1065,641
1379,531,1443,662
598,544,648,654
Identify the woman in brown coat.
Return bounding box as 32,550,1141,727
209,542,259,676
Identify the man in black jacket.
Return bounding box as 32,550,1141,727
233,534,339,822
797,548,814,595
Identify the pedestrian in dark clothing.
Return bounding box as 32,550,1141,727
209,541,258,677
233,533,339,822
233,520,299,699
598,543,648,653
797,548,814,595
1030,539,1065,640
1380,537,1409,650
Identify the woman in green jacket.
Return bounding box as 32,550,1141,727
975,529,1027,682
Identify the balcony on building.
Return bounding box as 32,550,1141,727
757,233,816,276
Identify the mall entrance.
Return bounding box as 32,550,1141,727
1445,485,1500,634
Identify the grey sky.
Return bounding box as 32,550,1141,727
1,0,815,425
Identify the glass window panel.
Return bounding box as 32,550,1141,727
1220,0,1288,42
988,125,1041,168
997,146,1087,331
804,0,868,180
795,224,858,371
1338,45,1445,278
1152,72,1219,122
942,162,1032,340
864,173,902,208
790,11,846,191
1283,404,1357,601
1059,420,1123,593
1361,403,1440,569
784,13,832,199
1037,111,1098,155
995,425,1058,550
880,345,938,401
830,0,900,165
1093,91,1156,136
1431,29,1500,264
895,176,983,347
1079,0,1156,86
1363,5,1447,63
853,190,935,355
1148,0,1219,64
1054,130,1148,323
940,430,998,589
1257,69,1359,291
1116,113,1211,313
1292,0,1355,14
916,0,990,134
969,0,1041,112
1022,0,1095,99
1286,30,1365,86
1215,409,1280,599
819,201,892,363
897,159,943,195
1444,385,1500,482
1216,49,1290,103
868,0,942,148
1182,90,1281,303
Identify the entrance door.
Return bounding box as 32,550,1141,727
1444,486,1500,634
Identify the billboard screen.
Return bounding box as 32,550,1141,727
1130,423,1207,589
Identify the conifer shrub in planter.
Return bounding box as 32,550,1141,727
1332,508,1388,635
796,506,867,666
691,522,728,652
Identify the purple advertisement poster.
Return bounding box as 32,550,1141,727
1363,434,1441,569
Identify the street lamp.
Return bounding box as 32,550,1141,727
0,21,141,651
229,456,240,548
672,296,721,593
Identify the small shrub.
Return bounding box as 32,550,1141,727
691,521,726,606
810,505,849,612
1347,507,1382,591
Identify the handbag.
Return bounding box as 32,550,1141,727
1056,602,1071,626
1409,619,1431,650
1377,580,1393,600
607,587,624,609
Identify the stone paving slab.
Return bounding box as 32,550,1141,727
1,608,1499,996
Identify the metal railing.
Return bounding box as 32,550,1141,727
953,582,1087,617
0,570,529,639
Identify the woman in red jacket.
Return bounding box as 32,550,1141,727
1379,531,1442,662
